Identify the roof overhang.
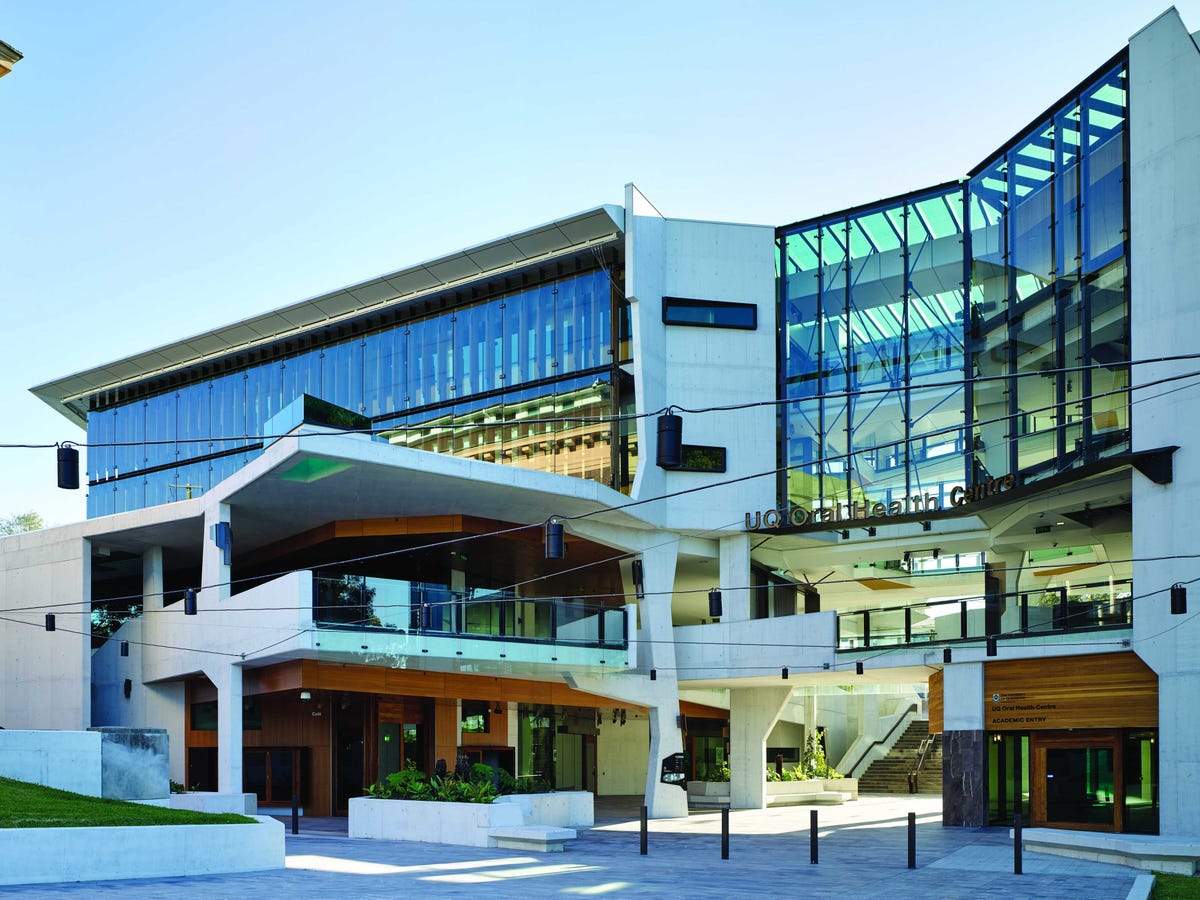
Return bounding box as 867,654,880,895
31,204,626,428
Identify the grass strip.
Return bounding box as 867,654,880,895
0,777,255,828
1153,872,1200,899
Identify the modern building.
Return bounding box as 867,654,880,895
4,7,1200,837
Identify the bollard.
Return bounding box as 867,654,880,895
907,811,916,869
640,805,648,856
291,793,299,835
1013,812,1022,875
810,809,818,864
721,807,729,860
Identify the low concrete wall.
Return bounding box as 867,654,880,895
349,793,590,847
350,798,524,847
170,792,258,815
0,816,284,886
493,791,593,827
0,730,101,795
0,728,169,803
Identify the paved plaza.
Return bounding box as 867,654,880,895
0,795,1152,899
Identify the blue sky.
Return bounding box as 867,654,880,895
0,0,1192,526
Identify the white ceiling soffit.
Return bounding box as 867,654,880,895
32,204,626,428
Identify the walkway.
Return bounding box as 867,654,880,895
0,794,1149,899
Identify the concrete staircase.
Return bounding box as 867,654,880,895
858,720,942,794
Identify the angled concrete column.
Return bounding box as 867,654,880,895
729,686,793,809
638,541,688,818
205,663,243,794
718,534,751,622
202,502,232,603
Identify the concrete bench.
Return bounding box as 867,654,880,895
487,825,576,852
766,790,852,807
1018,828,1200,875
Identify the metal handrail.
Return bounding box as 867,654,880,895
909,735,936,788
842,703,919,778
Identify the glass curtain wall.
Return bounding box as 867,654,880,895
780,186,967,515
86,269,622,516
778,58,1128,515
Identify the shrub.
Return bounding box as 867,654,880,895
368,761,541,803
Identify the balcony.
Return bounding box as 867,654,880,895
313,575,628,650
836,579,1132,650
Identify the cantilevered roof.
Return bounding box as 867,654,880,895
33,204,625,428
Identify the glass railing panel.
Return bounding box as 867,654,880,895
313,574,626,648
868,608,907,647
838,611,865,650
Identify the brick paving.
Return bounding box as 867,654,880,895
0,794,1148,899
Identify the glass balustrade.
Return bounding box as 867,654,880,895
312,575,626,649
836,579,1131,650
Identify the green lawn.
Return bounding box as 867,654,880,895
1154,873,1200,899
0,777,256,828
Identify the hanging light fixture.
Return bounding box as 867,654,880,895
1171,583,1187,615
56,443,79,490
781,666,789,680
855,660,864,675
708,588,723,618
120,641,129,657
545,518,565,559
184,588,197,616
44,613,55,632
656,408,682,469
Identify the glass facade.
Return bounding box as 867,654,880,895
778,59,1128,515
86,269,627,516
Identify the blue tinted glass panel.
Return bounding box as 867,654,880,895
662,297,757,330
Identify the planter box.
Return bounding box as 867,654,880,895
493,791,593,826
687,781,730,807
0,816,283,886
825,777,858,800
349,792,591,848
170,792,259,815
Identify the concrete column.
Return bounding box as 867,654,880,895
718,534,752,622
205,662,243,794
799,693,818,746
142,547,163,609
729,686,793,809
202,502,232,603
941,662,986,826
638,541,687,818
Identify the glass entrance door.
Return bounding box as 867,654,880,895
1033,731,1120,831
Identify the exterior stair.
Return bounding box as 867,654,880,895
857,720,942,793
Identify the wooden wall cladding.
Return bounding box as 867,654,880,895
984,651,1157,731
296,660,646,711
928,669,944,734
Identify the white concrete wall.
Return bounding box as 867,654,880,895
93,618,187,779
0,729,101,795
625,184,778,532
673,612,836,678
1129,7,1200,838
0,527,90,730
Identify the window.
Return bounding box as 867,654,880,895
461,699,490,733
662,297,757,330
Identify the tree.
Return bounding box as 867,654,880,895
0,511,43,536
